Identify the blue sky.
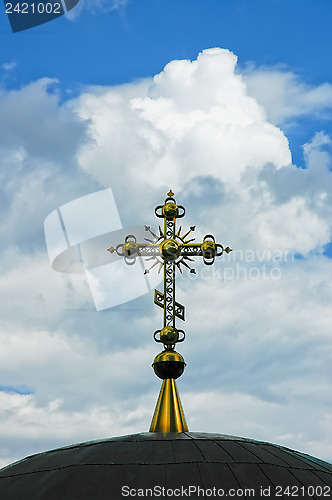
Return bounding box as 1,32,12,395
2,0,332,85
0,0,331,468
1,0,332,167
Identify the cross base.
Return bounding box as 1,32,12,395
149,378,188,433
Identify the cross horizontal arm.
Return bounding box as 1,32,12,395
179,243,218,257
109,241,232,260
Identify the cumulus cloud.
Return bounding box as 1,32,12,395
0,48,332,467
75,48,332,254
0,78,102,248
76,49,291,221
244,65,332,126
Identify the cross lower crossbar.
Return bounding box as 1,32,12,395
154,290,185,321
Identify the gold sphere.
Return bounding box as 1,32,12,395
122,241,138,257
159,239,180,260
162,202,179,219
200,240,216,259
152,350,186,380
160,326,179,344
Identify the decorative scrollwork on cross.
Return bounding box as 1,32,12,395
108,190,232,351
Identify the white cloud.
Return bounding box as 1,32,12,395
1,61,17,72
0,48,332,468
0,78,102,248
244,65,332,126
65,0,129,20
75,48,332,254
76,48,291,218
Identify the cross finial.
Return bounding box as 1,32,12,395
108,191,232,432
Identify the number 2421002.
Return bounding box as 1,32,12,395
5,3,62,14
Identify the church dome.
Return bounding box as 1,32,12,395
0,432,331,499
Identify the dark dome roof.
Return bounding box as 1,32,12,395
0,432,331,499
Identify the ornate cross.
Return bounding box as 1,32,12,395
108,190,231,432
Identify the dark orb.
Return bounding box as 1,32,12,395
152,350,186,380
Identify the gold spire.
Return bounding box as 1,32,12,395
108,191,231,433
149,379,188,433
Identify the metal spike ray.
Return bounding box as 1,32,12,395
108,191,232,433
180,259,195,273
176,262,183,274
145,225,158,240
144,259,160,274
181,226,195,240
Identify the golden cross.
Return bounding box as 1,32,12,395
108,190,231,432
108,190,232,350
